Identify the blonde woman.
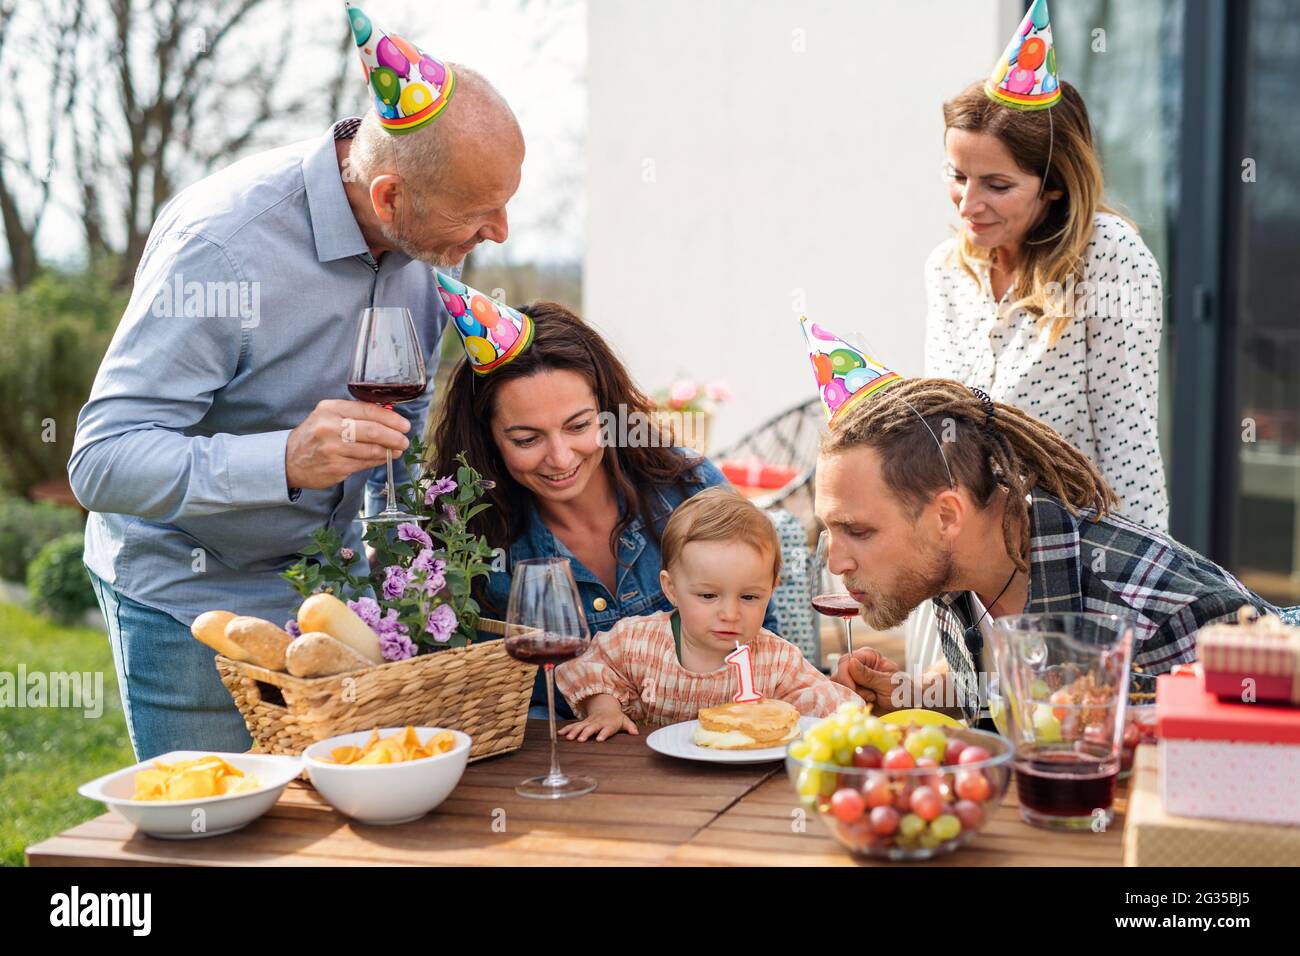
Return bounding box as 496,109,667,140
909,80,1168,675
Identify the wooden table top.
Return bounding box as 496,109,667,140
26,720,1127,867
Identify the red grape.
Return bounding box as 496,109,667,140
955,769,992,802
869,805,900,836
883,747,916,770
893,779,916,812
953,799,984,830
852,745,883,769
863,773,893,809
944,737,967,764
910,785,944,822
830,788,866,823
957,745,991,765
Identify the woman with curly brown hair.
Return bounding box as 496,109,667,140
428,288,778,718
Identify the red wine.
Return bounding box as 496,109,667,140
504,633,587,668
1014,749,1117,818
812,593,861,618
348,381,426,405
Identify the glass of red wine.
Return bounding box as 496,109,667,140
348,307,428,524
504,557,595,799
989,612,1134,831
812,530,859,657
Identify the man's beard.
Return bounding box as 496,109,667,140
846,545,954,630
379,218,464,270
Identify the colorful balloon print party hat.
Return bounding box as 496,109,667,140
985,0,1061,110
799,316,901,423
346,2,456,134
436,272,535,375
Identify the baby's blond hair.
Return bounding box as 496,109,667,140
661,487,781,583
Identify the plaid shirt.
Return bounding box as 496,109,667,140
935,488,1280,721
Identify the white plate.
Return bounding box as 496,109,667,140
78,751,304,840
646,716,820,765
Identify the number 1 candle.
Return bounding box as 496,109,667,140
725,641,763,703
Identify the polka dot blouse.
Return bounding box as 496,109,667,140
923,212,1169,532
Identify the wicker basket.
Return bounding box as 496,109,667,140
214,618,536,762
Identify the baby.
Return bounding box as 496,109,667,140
556,487,859,740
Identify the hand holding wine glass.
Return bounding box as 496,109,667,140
349,307,428,524
284,399,411,490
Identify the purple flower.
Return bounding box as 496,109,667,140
423,476,457,505
425,603,457,643
284,619,301,638
411,549,447,594
339,547,356,562
380,631,418,661
383,565,410,600
376,607,409,638
396,522,433,551
348,597,382,629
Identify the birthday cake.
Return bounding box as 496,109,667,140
693,699,800,750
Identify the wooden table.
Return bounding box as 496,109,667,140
26,721,1126,867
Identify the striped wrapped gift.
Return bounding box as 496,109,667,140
1200,607,1300,707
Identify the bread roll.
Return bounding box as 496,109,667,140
190,610,250,661
296,593,384,665
224,616,293,670
286,632,375,678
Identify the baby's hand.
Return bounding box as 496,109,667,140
562,709,638,741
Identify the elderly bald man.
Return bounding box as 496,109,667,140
70,7,524,760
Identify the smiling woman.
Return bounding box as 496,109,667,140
428,300,779,718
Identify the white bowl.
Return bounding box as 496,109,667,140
302,728,471,825
78,751,304,840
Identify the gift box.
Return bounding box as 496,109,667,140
1156,669,1300,825
1199,607,1300,706
1124,745,1300,865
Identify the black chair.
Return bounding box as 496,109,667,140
712,397,824,519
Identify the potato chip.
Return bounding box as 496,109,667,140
321,726,456,765
132,755,260,801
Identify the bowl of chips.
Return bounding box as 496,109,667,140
77,751,305,839
302,726,471,825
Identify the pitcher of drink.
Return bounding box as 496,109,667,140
988,613,1134,831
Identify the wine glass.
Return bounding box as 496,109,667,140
812,530,859,658
349,307,428,524
504,557,596,799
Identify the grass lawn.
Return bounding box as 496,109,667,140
0,601,132,866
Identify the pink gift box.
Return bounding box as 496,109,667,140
1156,670,1300,826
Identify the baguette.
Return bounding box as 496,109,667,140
286,631,375,678
190,610,250,661
224,616,293,670
297,593,384,665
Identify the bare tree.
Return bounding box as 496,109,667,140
0,0,85,289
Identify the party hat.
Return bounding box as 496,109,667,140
985,0,1061,111
436,272,534,375
799,317,901,423
346,3,456,134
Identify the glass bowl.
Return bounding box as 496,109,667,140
786,722,1012,862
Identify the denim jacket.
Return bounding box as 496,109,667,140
483,452,780,715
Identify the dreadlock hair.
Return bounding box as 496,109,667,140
821,378,1118,573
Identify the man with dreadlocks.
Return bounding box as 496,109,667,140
800,319,1297,722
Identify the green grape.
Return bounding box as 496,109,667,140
810,740,833,763
930,814,962,841
921,744,945,763
919,831,943,850
796,768,821,798
863,716,884,739
898,813,926,839
833,746,854,766
847,723,871,747
829,727,848,748
788,740,811,761
1033,703,1062,743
